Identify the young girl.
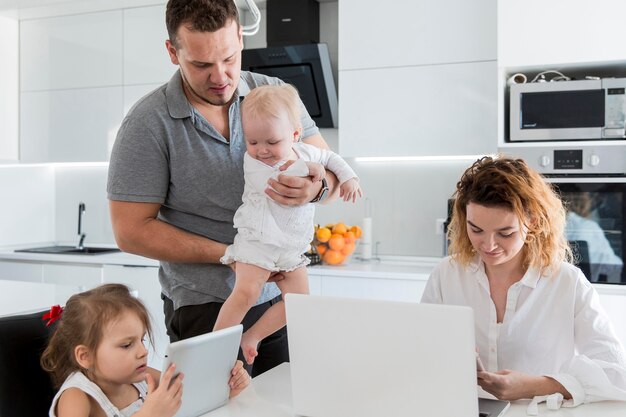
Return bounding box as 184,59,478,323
422,156,626,409
214,84,362,364
41,284,249,417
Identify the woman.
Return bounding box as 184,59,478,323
421,156,626,408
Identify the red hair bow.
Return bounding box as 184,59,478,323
42,305,64,327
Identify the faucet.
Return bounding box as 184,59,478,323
76,202,86,250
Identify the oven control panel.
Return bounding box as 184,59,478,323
500,145,626,176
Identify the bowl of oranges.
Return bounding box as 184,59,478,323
312,222,363,265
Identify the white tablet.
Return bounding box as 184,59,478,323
161,324,243,417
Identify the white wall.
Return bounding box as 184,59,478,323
0,165,55,246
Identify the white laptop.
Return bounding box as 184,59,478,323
285,294,509,417
161,324,243,417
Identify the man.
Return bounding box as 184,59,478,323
107,0,338,377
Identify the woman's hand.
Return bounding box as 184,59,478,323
137,363,183,417
228,360,250,398
478,370,571,401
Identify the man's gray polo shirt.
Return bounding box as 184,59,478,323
107,70,319,309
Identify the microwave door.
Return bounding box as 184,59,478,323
510,79,604,142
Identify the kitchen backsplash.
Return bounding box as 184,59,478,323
0,160,469,257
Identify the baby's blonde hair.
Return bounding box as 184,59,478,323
241,84,302,131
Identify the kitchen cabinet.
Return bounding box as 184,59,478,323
338,61,497,157
17,5,174,163
102,265,166,367
20,10,123,91
337,0,497,157
20,87,123,162
339,0,496,71
498,0,626,68
307,262,433,302
0,261,43,282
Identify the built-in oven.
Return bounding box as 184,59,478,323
509,145,626,285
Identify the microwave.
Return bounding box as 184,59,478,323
509,78,626,142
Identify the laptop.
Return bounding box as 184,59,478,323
161,324,243,417
285,294,509,417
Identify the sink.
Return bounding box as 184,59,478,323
15,246,121,255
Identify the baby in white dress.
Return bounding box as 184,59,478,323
215,84,362,364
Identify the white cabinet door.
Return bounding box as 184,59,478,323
306,271,322,296
598,293,626,354
499,0,626,67
339,61,497,157
123,5,176,86
20,87,123,162
320,275,426,303
102,265,167,368
43,263,102,289
20,10,123,91
0,261,43,282
339,0,496,71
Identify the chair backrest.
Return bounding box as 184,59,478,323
0,309,57,417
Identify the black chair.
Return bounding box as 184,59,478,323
0,309,57,417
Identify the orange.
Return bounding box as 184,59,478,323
316,244,327,255
332,222,348,235
341,242,356,256
343,231,356,243
328,234,345,251
323,249,345,265
315,227,332,243
350,225,363,239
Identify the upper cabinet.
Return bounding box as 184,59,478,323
337,0,497,158
19,5,174,163
499,0,626,68
339,0,496,71
20,11,123,91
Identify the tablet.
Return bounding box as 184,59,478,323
161,324,243,417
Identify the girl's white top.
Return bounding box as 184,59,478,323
49,371,148,417
422,256,626,409
233,142,357,250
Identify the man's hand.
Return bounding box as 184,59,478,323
266,160,321,206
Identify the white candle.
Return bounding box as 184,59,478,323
361,217,372,260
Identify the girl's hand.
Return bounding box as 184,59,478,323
339,179,363,203
136,363,183,417
228,360,250,398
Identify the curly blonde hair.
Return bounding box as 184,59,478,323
448,155,572,271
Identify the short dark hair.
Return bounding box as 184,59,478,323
166,0,240,48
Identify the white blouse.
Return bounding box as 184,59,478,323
421,256,626,407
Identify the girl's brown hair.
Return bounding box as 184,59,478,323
448,155,572,271
41,284,153,388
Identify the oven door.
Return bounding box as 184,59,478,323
549,178,625,284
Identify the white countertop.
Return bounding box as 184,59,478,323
0,244,440,278
0,243,159,267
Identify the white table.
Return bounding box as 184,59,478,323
203,363,626,417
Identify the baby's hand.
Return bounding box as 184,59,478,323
139,364,183,417
339,178,363,203
306,162,326,182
